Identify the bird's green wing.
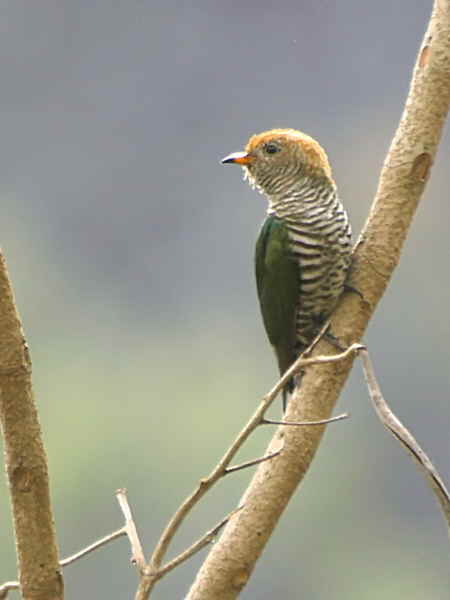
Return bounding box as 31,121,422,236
255,216,299,378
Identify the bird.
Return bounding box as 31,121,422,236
221,128,352,409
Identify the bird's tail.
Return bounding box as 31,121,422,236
276,345,300,412
282,377,295,412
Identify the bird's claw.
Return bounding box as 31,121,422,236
344,283,364,300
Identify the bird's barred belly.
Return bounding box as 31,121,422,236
286,227,351,350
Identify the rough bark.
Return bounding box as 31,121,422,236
186,2,450,598
0,251,63,600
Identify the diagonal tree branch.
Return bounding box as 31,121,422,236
0,250,64,600
0,346,354,600
135,346,355,599
186,2,450,597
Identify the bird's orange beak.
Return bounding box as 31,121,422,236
221,151,253,165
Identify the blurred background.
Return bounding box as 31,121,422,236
0,1,449,598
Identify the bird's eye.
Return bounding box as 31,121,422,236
264,143,280,155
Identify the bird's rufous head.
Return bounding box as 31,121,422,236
222,128,333,194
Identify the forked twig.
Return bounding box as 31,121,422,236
0,528,128,598
0,345,355,600
133,345,358,598
147,345,358,575
157,505,244,578
116,488,146,570
359,347,450,532
265,343,364,402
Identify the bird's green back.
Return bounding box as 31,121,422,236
255,216,300,381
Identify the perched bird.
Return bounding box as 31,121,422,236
222,128,352,408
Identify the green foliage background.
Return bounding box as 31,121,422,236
0,2,449,598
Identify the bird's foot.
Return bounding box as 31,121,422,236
344,283,364,300
323,328,346,352
293,369,304,389
282,373,301,412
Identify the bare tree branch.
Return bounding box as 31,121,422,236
60,490,145,571
0,348,351,600
116,488,146,571
1,492,142,596
0,530,131,599
0,249,64,600
0,530,128,598
134,346,357,598
60,528,127,567
157,506,244,579
148,347,357,573
186,2,450,597
225,449,283,475
359,348,450,533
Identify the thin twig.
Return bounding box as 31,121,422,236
0,581,19,599
61,527,127,567
0,347,361,600
157,506,244,578
116,488,146,571
359,348,450,533
262,412,349,426
2,494,141,597
147,345,359,574
225,449,283,475
0,491,147,594
264,343,365,403
0,529,129,597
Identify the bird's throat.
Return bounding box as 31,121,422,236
265,176,336,220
